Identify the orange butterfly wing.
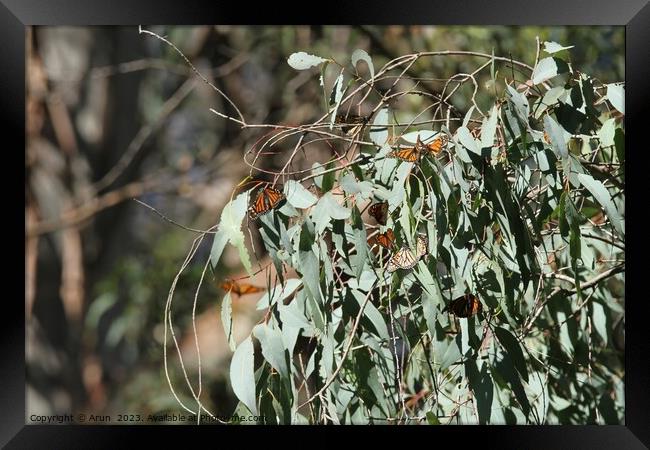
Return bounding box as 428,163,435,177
387,146,420,162
248,187,285,220
386,246,418,273
220,279,266,296
424,134,448,155
447,294,482,317
369,228,395,249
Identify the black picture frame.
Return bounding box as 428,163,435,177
6,0,648,447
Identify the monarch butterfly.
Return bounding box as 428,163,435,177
335,114,368,135
387,134,447,162
415,233,428,258
443,293,482,318
219,279,266,296
248,186,285,220
368,201,389,225
423,133,449,155
368,228,395,249
387,143,421,162
386,234,428,273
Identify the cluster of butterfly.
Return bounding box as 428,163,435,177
220,278,481,318
240,121,482,316
364,183,483,317
367,201,428,272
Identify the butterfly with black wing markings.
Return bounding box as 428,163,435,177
368,201,389,225
442,293,482,318
368,228,395,249
248,186,285,220
386,234,428,273
335,114,369,135
387,133,448,163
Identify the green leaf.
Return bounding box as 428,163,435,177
311,192,351,235
351,48,375,81
606,83,624,114
284,180,318,209
614,128,625,166
456,126,480,154
211,192,252,275
569,227,582,295
535,86,567,119
85,292,117,330
481,104,499,150
577,173,624,237
597,118,616,148
401,130,441,144
494,327,529,382
369,108,389,146
436,336,461,371
287,52,327,70
543,114,569,160
351,289,389,339
253,324,289,379
256,278,302,310
209,229,229,270
278,297,313,331
426,411,440,425
543,41,574,54
466,360,494,424
506,85,529,126
329,71,345,129
558,191,569,237
340,173,373,198
230,336,258,415
532,57,559,85
221,292,236,351
592,301,609,345
299,243,322,304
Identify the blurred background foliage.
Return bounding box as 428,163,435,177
26,25,623,423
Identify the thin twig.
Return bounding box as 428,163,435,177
133,198,217,234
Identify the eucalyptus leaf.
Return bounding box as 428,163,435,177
506,85,529,126
351,48,375,81
532,57,564,85
543,114,569,160
211,192,252,275
288,52,328,70
284,180,318,209
494,327,529,382
329,71,345,129
253,324,289,378
256,279,302,310
221,292,236,351
456,126,480,154
543,41,574,54
401,130,440,144
577,173,624,237
311,192,351,235
481,104,499,149
230,337,258,415
606,84,624,114
370,108,389,146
